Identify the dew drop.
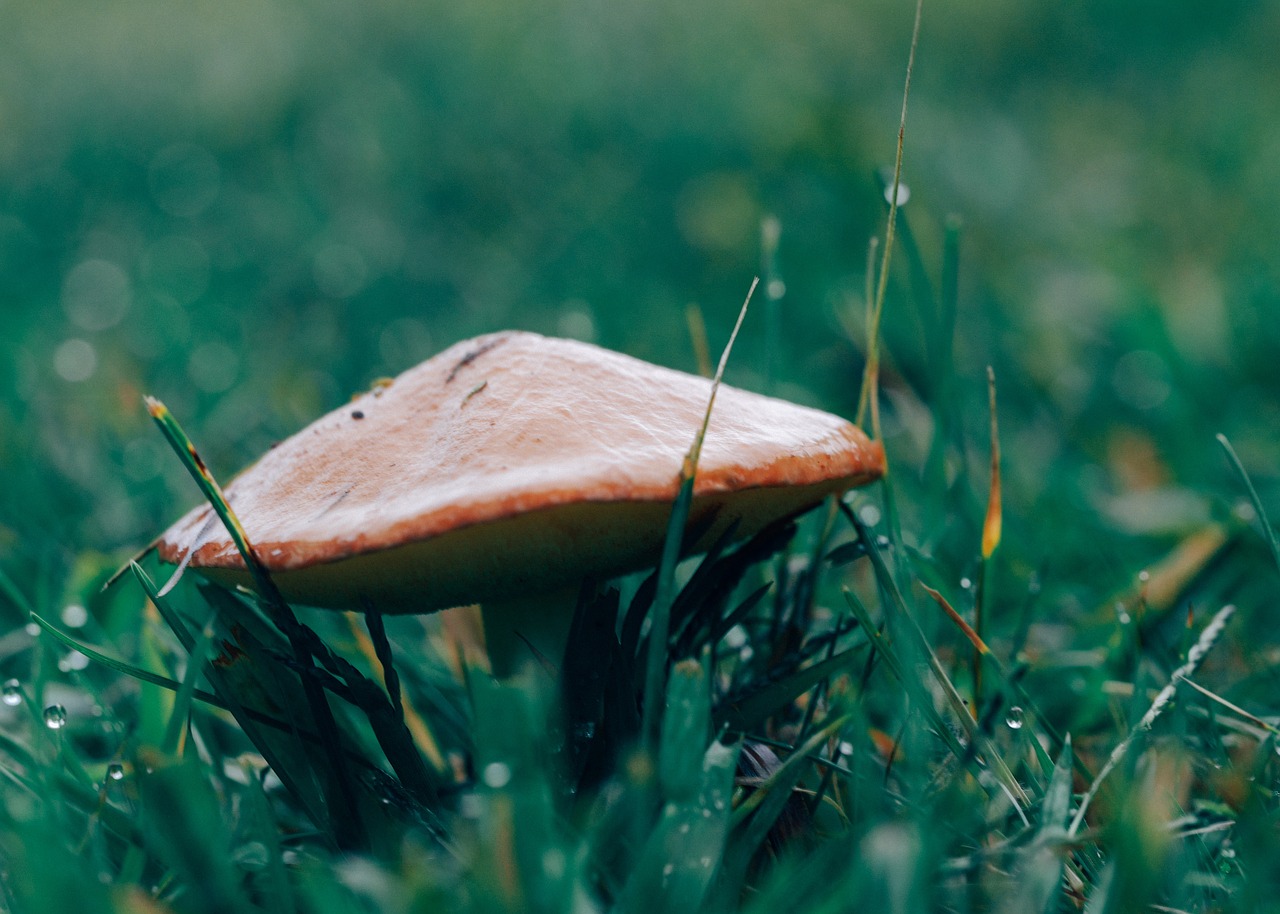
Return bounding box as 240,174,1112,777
960,577,973,591
1005,707,1025,730
858,504,881,526
2,679,22,706
44,705,68,730
662,863,675,877
766,278,786,300
1137,570,1150,584
107,763,125,781
482,762,512,789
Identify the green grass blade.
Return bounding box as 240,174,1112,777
1000,737,1074,914
160,613,218,755
1217,433,1280,575
716,643,866,734
618,658,734,914
146,397,367,846
131,561,196,651
30,611,216,702
138,757,253,914
0,562,36,617
642,279,756,747
718,714,850,897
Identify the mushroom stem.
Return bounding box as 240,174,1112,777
479,585,580,678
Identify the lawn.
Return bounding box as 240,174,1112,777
3,1,1280,911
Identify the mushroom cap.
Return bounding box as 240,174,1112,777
157,331,884,612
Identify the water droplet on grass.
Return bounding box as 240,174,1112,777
44,705,67,729
107,763,125,781
61,604,89,628
1005,707,1025,730
2,679,22,706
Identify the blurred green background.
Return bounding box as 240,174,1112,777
3,0,1279,607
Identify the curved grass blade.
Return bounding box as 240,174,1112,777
1217,433,1280,574
146,397,365,846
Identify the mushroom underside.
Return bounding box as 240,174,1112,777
190,476,873,613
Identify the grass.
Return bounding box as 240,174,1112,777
5,191,1280,912
6,3,1280,912
3,437,1278,912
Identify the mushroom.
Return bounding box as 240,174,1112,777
156,331,884,675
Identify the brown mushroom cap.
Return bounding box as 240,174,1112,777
157,331,884,612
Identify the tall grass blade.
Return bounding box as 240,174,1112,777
642,278,756,746
146,397,366,846
1000,737,1073,914
1217,432,1280,575
855,0,924,436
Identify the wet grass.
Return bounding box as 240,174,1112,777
6,3,1280,912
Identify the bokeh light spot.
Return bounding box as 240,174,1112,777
557,307,596,342
53,338,98,382
1112,349,1171,411
62,259,131,331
